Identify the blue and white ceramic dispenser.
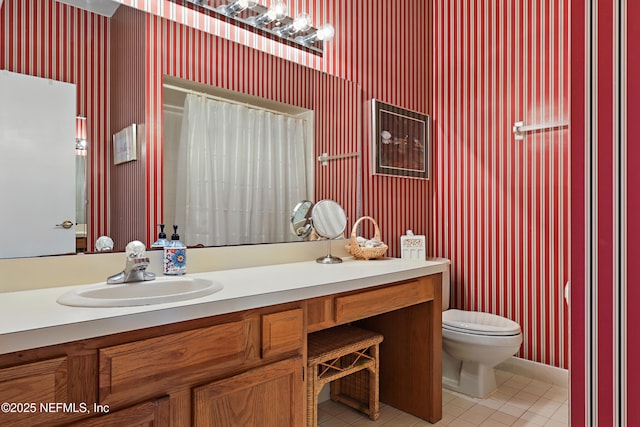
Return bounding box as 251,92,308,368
163,225,186,275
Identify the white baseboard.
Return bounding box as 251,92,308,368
497,356,568,388
319,356,568,405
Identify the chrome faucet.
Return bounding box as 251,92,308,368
107,241,156,284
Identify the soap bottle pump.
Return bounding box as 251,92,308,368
163,225,186,275
151,224,169,248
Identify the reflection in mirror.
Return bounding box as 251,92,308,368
311,199,347,264
1,1,362,259
290,200,314,240
75,116,88,252
95,236,114,252
163,77,314,247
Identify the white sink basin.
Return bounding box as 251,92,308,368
57,277,223,307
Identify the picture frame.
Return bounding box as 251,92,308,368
371,99,431,179
112,123,138,165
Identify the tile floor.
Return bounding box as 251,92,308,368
317,369,568,427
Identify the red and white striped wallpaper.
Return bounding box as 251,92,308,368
433,1,570,369
109,5,146,249
2,0,576,381
571,0,638,425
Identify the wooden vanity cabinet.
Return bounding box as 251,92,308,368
0,273,443,426
305,274,443,423
0,302,305,427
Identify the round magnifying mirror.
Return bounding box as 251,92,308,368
311,199,348,264
290,200,314,239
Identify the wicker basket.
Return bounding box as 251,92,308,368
347,216,388,260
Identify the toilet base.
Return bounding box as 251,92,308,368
442,351,498,399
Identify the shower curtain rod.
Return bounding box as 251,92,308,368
163,83,307,121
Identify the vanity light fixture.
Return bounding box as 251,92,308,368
247,1,287,27
179,0,334,54
219,0,258,17
276,13,312,36
297,23,335,46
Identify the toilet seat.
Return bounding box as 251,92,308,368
443,309,521,336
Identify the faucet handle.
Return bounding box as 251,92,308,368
128,257,150,267
125,240,146,258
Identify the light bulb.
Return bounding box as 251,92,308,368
292,13,311,32
249,1,286,27
239,0,258,8
316,23,334,41
296,23,335,46
276,13,312,36
266,1,287,21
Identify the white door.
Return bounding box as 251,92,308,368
0,70,76,258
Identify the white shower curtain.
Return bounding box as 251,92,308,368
175,94,311,246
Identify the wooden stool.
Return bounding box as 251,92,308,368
307,325,384,427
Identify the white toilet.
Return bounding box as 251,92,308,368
441,274,523,398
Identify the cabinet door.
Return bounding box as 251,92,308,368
0,355,96,427
66,396,169,427
193,356,303,427
261,308,304,358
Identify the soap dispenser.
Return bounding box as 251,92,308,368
151,224,170,248
163,225,186,275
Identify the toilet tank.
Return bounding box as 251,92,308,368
442,266,450,311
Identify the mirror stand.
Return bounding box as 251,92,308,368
310,199,348,265
316,239,342,264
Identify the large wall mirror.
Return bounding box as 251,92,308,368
0,0,362,258
162,77,316,247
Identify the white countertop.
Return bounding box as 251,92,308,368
0,257,449,354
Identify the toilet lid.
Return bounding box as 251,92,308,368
443,309,521,336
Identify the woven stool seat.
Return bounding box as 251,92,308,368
307,325,384,427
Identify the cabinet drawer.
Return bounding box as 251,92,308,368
0,355,97,427
306,297,335,333
261,309,303,358
99,319,255,404
335,278,434,323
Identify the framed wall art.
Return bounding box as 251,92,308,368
112,123,139,165
371,99,431,179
